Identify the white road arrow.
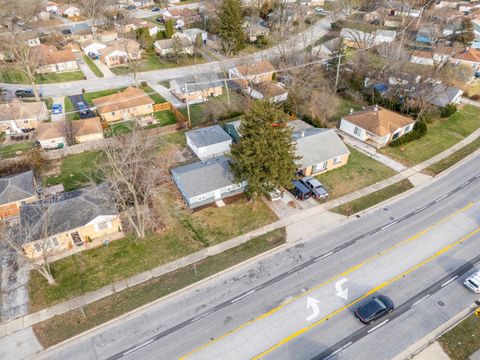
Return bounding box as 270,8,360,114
335,278,349,300
305,296,321,321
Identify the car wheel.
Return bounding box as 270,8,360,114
387,309,393,314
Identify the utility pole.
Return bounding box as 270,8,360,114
185,82,191,127
224,78,231,109
334,53,342,94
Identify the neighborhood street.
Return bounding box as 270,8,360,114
30,153,480,360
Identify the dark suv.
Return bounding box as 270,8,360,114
290,180,312,200
15,89,40,98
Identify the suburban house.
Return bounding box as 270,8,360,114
163,9,201,26
452,48,480,73
416,27,437,44
420,84,464,107
228,60,275,86
340,28,396,48
96,30,119,43
186,125,232,160
32,45,79,73
292,121,350,176
19,186,124,260
57,4,81,17
117,19,159,37
0,101,48,135
99,39,141,66
45,1,59,13
37,118,104,149
80,39,107,56
170,73,223,104
182,28,208,43
154,35,193,56
248,81,288,103
127,0,155,7
92,87,154,123
171,156,247,209
243,18,270,42
473,19,480,49
339,106,416,148
0,171,36,219
410,50,451,66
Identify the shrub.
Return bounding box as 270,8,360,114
440,104,457,118
471,94,480,101
389,121,427,147
254,35,270,49
140,81,148,87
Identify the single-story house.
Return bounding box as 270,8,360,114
116,19,159,37
186,125,232,160
247,81,288,103
32,45,79,73
421,84,464,107
171,156,247,209
339,106,416,148
0,101,48,134
374,30,397,44
452,48,480,72
223,119,241,143
410,50,450,66
19,186,124,260
58,4,81,17
293,124,350,176
99,39,141,66
45,1,59,13
340,28,375,48
36,118,104,149
80,39,107,56
163,9,201,25
92,87,154,123
73,117,104,143
0,171,36,219
228,60,275,86
96,30,118,43
170,73,223,104
416,27,437,44
154,35,193,56
127,0,155,7
182,28,208,43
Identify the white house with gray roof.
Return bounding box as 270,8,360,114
186,125,233,160
171,156,247,209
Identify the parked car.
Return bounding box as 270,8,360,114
464,269,480,293
126,5,136,10
76,101,89,115
52,104,62,115
300,177,328,200
155,17,165,23
290,180,312,200
88,51,99,60
151,6,160,11
15,89,40,98
354,295,394,324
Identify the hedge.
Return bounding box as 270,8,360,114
389,121,427,147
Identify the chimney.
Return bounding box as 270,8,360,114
301,131,305,138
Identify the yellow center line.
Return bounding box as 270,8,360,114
252,226,480,359
178,203,474,360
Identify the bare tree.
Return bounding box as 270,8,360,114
96,128,172,239
0,0,42,31
118,37,143,87
65,120,75,146
78,0,114,38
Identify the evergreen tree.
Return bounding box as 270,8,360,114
165,19,174,39
169,36,185,64
217,0,245,54
455,19,475,45
229,101,298,200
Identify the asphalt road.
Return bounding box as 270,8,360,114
31,154,480,360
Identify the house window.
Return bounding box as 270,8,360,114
392,132,400,140
96,222,111,231
46,237,59,249
405,125,413,133
312,161,327,173
112,112,116,115
33,243,42,253
354,127,362,136
333,156,341,164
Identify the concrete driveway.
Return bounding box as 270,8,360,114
50,96,65,121
68,94,95,119
268,191,319,218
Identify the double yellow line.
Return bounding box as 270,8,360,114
179,203,474,360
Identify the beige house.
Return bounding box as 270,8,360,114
96,30,118,43
0,101,48,134
37,118,104,149
228,60,275,86
32,44,79,73
154,34,193,56
58,4,81,17
92,87,154,123
170,73,223,104
99,39,141,67
0,171,36,219
19,186,124,260
340,106,416,148
73,117,104,143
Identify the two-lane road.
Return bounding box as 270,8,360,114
32,154,480,360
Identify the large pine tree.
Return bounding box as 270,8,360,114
217,0,245,54
230,101,298,200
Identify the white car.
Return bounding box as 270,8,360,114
464,270,480,293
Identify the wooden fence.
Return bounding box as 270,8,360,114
153,102,171,112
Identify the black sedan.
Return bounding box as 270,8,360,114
354,295,394,324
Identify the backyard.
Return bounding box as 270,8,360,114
316,147,396,199
0,141,35,159
380,105,480,166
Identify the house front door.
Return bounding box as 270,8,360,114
70,231,83,246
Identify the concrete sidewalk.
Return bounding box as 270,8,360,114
149,83,185,108
0,127,479,340
460,97,480,108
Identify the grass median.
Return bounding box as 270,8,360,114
83,56,104,78
32,228,286,349
439,313,480,360
330,179,414,216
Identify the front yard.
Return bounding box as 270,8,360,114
439,313,480,360
380,105,480,166
109,53,205,75
0,69,85,84
316,147,396,199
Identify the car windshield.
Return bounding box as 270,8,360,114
358,298,387,319
468,279,479,288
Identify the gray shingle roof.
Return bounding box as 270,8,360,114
0,171,35,205
186,125,232,148
171,156,238,199
170,73,222,93
19,185,117,242
294,129,350,168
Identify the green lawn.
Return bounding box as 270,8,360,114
82,88,126,106
0,141,35,159
380,105,480,166
110,53,206,75
439,313,480,360
0,68,29,83
44,151,103,191
64,96,80,121
316,147,396,199
466,81,480,97
104,121,135,137
28,193,278,311
83,55,104,78
32,228,286,348
329,97,364,123
36,71,85,84
154,110,177,126
139,85,167,104
331,179,414,216
424,138,480,176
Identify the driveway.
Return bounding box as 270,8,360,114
268,191,319,218
93,60,116,78
50,96,65,121
77,57,97,80
68,94,95,119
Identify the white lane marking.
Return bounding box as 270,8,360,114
343,341,353,349
441,276,458,288
417,205,428,212
381,221,398,230
123,339,154,356
435,194,448,203
231,289,256,303
315,251,334,262
412,294,431,307
459,182,469,189
324,347,343,360
367,319,389,333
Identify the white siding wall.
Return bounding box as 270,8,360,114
339,118,367,141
